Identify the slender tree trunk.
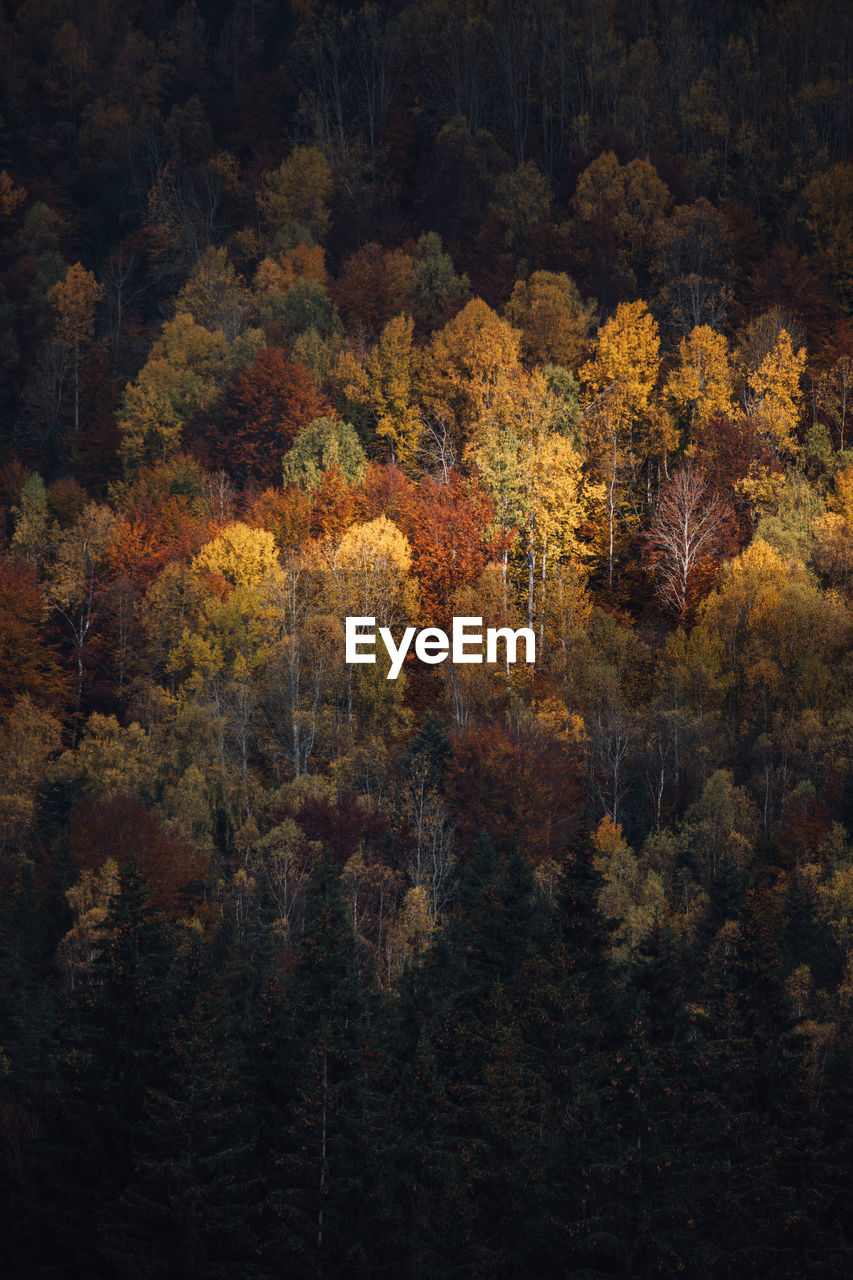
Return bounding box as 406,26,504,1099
318,1049,328,1275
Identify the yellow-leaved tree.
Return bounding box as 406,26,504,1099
47,261,102,435
315,514,416,739
166,522,288,816
665,324,735,434
581,299,663,588
355,314,423,468
591,814,665,965
471,372,594,639
193,520,281,590
504,270,595,370
258,144,333,246
419,298,524,456
745,328,806,461
119,312,262,468
696,539,849,732
323,514,417,630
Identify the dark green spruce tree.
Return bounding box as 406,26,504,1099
252,853,370,1279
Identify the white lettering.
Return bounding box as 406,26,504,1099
453,616,483,663
346,616,376,663
345,616,539,675
379,626,416,680
486,626,536,664
415,627,450,664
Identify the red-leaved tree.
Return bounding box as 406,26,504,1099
399,471,495,621
220,348,328,483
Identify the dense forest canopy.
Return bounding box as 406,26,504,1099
3,1,853,1276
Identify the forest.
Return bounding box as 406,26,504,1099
3,0,853,1275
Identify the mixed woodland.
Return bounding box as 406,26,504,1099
4,0,853,1274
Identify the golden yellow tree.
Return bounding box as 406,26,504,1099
420,298,524,453
47,261,102,434
322,514,417,629
582,299,661,409
504,270,595,369
472,372,592,633
664,324,735,433
167,523,290,815
258,145,333,245
118,312,262,467
193,521,281,590
745,328,806,461
358,314,423,468
581,300,662,587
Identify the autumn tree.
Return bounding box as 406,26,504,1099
812,354,853,451
652,198,733,334
803,162,853,306
331,242,413,337
47,261,102,435
323,515,416,629
166,522,290,815
258,145,332,247
0,559,66,712
664,324,735,434
744,328,807,462
174,246,251,341
472,372,591,634
317,514,417,733
221,348,328,483
696,539,849,735
572,151,670,289
355,314,423,468
581,300,664,588
504,270,595,369
488,159,552,252
45,501,116,739
405,231,470,332
645,464,730,619
282,417,366,491
119,313,262,468
0,697,62,873
419,299,524,454
399,471,495,621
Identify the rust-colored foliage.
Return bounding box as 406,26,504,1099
69,793,206,917
0,558,66,712
331,241,412,337
310,463,362,541
109,496,212,589
360,462,416,524
398,470,495,622
286,790,391,866
219,348,328,483
445,718,583,866
740,243,836,355
245,484,312,551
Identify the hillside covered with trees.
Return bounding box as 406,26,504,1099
3,0,853,1275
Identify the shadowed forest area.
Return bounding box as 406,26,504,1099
4,0,853,1275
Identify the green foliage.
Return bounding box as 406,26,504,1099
281,415,366,489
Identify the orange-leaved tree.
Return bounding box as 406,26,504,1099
399,471,495,622
222,348,328,483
